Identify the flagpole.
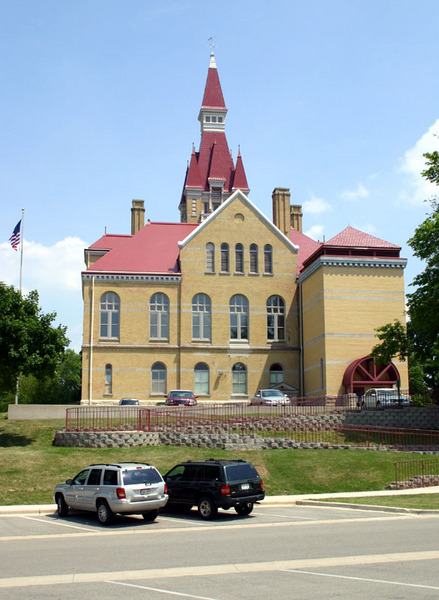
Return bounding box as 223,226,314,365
19,208,24,294
15,209,24,405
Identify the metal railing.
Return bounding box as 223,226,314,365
394,458,439,489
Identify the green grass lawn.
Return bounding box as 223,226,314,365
320,494,439,510
0,415,437,510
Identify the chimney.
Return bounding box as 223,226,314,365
290,204,303,233
131,200,145,235
272,188,291,238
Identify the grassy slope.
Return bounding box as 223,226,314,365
0,416,437,509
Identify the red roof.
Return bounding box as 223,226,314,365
289,228,322,274
196,131,235,192
86,223,198,274
326,226,400,249
232,151,250,192
201,64,226,109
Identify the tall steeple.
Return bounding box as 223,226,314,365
179,49,250,223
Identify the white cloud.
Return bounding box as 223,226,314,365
0,236,87,351
340,183,370,201
399,119,439,205
305,224,324,241
303,195,332,215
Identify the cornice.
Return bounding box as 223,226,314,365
298,256,407,284
82,273,181,284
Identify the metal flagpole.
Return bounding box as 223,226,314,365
15,208,24,405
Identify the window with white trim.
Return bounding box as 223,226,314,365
206,243,215,272
105,364,112,394
151,362,166,394
269,364,284,387
264,244,273,274
150,293,169,340
194,362,209,394
221,243,230,273
250,244,258,273
230,294,249,340
267,295,285,341
100,292,120,339
235,243,244,273
232,363,247,394
192,294,211,340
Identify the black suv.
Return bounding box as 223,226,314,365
163,459,265,520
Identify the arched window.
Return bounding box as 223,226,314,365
220,243,230,272
230,294,249,340
269,364,284,387
100,292,120,339
267,295,285,341
192,294,211,340
150,293,169,340
264,244,273,274
105,364,112,394
235,243,244,273
194,363,209,394
250,244,258,273
151,362,166,394
206,243,215,273
232,363,247,394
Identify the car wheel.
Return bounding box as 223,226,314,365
235,502,253,516
198,496,218,520
97,500,113,525
142,509,158,522
56,494,69,517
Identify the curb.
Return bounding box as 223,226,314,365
296,500,439,514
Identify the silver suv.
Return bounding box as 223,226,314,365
54,462,168,525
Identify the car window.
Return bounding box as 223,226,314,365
166,465,185,479
103,470,118,486
182,465,198,480
123,468,162,485
87,469,102,485
198,465,221,481
225,464,259,481
72,469,89,485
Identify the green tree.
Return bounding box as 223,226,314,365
372,152,439,398
0,283,69,400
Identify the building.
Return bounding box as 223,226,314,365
80,51,408,404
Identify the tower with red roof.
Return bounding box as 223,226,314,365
179,51,249,223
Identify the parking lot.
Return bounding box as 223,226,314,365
1,504,439,599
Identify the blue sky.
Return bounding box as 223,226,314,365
1,0,438,351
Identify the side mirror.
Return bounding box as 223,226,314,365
66,479,73,485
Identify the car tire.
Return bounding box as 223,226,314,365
198,496,218,520
235,502,253,516
142,509,158,522
56,494,69,517
97,500,113,525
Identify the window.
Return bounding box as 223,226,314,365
230,294,249,340
235,243,244,273
151,362,166,394
192,294,211,340
103,470,118,486
87,469,102,485
105,364,112,394
221,243,230,272
218,117,223,123
212,187,222,202
267,295,285,341
212,116,217,123
100,292,120,339
232,363,247,394
270,364,284,387
206,243,215,272
150,293,169,340
194,363,209,394
264,244,273,274
250,244,258,273
205,116,211,122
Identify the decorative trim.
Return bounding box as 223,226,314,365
82,273,181,283
298,256,407,283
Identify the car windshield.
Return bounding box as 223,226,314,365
123,468,162,485
169,391,193,398
261,390,283,398
225,464,259,481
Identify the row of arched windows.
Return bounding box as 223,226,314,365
100,292,285,342
104,362,285,396
206,243,273,274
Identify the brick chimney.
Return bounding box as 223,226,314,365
272,188,291,238
131,200,145,235
290,204,303,233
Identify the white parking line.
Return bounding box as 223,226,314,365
108,579,220,599
283,569,439,591
20,515,98,533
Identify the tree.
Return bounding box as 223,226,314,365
0,283,69,398
372,152,439,398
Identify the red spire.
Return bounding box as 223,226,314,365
208,140,227,183
186,145,203,188
201,53,226,109
232,149,250,193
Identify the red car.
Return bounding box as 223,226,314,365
165,390,198,406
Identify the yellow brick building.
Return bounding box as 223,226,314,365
80,52,408,404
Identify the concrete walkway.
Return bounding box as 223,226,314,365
1,486,438,516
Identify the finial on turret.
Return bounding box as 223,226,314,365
208,36,217,68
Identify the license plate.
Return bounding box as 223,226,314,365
140,488,150,495
241,483,250,490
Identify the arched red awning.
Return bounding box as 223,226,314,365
343,356,400,393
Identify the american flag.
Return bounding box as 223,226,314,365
9,220,21,250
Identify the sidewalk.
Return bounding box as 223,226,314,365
1,486,438,515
